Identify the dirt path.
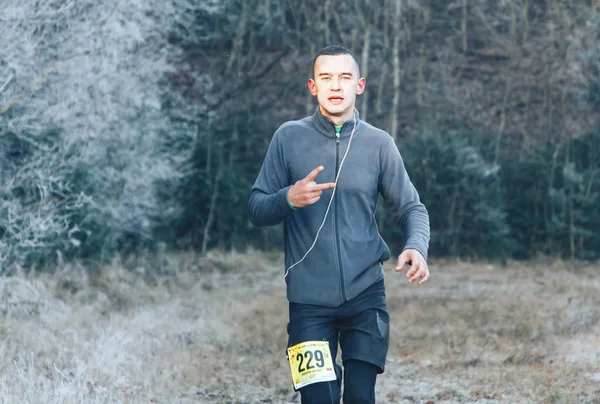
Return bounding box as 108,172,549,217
1,252,599,403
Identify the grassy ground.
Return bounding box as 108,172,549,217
1,251,599,403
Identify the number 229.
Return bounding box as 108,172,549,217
297,350,325,372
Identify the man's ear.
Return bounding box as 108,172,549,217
308,78,318,96
355,77,366,95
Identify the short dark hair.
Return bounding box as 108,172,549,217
311,45,360,78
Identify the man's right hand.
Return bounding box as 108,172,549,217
287,166,336,208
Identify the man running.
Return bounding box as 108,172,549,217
248,45,430,403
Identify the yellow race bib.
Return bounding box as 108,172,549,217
287,340,337,390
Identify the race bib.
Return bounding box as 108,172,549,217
287,340,337,390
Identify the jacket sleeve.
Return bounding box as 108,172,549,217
248,131,295,227
379,137,430,260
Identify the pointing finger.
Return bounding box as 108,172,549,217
304,166,324,182
314,182,336,191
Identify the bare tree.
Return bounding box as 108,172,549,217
390,0,402,141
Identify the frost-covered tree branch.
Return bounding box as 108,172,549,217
0,0,196,270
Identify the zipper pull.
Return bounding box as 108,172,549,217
335,132,340,144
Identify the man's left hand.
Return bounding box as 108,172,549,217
395,249,430,285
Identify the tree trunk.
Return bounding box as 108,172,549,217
361,26,371,120
417,42,425,105
580,165,597,255
324,0,331,44
565,138,575,261
519,88,532,160
205,124,212,175
390,0,402,141
546,140,562,251
510,0,518,46
307,43,316,115
376,64,388,118
227,0,248,72
494,78,512,166
418,1,430,107
202,142,224,254
376,0,390,117
462,0,468,53
530,181,539,256
447,183,461,254
522,0,529,43
265,0,271,48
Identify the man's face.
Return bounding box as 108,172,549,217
308,54,365,122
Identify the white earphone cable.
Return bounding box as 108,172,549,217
283,110,358,279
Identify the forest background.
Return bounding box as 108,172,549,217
1,1,600,270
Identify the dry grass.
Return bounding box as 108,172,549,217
1,251,599,403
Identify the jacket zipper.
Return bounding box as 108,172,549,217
335,132,347,302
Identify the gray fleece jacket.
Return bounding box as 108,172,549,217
248,107,430,307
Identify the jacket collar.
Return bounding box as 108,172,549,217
311,106,360,139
